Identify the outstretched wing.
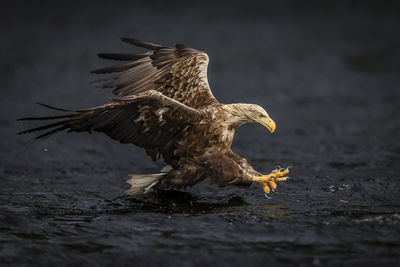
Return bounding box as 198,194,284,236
18,90,206,161
91,38,219,109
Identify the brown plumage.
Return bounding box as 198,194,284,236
18,38,289,196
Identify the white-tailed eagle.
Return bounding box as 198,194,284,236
18,38,289,197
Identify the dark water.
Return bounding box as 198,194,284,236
1,1,400,266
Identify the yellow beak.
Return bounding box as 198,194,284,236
259,117,276,133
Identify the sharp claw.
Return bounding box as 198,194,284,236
253,166,291,197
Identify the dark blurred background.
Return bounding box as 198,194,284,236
1,1,400,266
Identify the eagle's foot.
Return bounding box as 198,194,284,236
251,167,290,196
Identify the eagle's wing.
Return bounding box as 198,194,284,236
18,90,205,160
91,38,219,109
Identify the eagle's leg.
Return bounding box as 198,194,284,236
251,167,290,195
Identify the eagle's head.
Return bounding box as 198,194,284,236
228,104,276,133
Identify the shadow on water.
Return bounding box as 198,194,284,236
100,190,290,218
106,190,250,215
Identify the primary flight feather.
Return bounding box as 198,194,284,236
18,38,289,196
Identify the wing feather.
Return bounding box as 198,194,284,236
97,53,149,61
120,38,162,50
92,38,219,109
18,91,205,160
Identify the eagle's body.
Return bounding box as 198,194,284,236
156,104,264,190
18,38,289,196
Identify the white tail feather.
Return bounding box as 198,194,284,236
125,173,164,195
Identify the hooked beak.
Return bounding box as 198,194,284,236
259,117,276,133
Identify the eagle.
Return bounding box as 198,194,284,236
18,38,289,197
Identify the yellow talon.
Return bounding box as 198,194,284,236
251,167,290,196
261,182,270,194
269,180,277,189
